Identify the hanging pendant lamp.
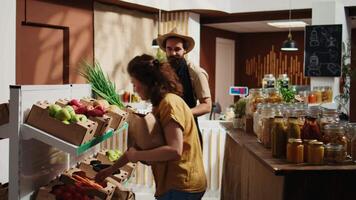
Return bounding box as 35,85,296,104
281,0,298,52
152,9,161,48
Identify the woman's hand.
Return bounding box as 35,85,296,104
95,166,113,183
125,147,138,163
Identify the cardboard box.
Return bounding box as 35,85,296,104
105,110,128,130
89,115,112,137
60,168,116,200
0,183,8,200
96,151,136,176
55,98,70,107
26,102,98,146
0,103,9,126
80,97,96,107
112,183,135,200
78,162,130,184
35,180,61,200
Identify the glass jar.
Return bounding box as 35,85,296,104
253,104,263,136
324,144,345,163
301,109,322,141
298,91,309,104
271,117,287,158
313,87,323,104
265,88,283,103
308,91,317,104
322,124,347,153
246,89,265,117
262,74,276,89
307,141,324,164
320,109,340,133
303,139,317,162
260,104,275,147
277,74,289,89
287,138,304,163
286,107,305,139
348,123,356,161
321,87,329,103
325,86,333,103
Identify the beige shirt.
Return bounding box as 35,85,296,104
187,61,211,100
151,93,207,197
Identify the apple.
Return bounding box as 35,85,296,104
95,105,105,112
87,108,104,117
69,99,81,107
77,114,87,122
70,114,80,123
62,120,70,125
75,105,87,115
107,105,120,113
48,104,62,117
55,109,71,121
94,99,110,109
64,105,75,115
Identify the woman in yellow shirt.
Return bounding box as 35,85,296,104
96,54,206,199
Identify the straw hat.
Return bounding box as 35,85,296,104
157,28,195,53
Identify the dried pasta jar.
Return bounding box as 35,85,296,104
325,86,333,103
303,139,317,162
262,74,276,89
246,89,265,117
321,87,329,103
286,108,305,139
260,104,275,147
322,124,347,154
287,138,304,163
307,141,324,164
324,144,345,163
253,104,263,137
265,88,283,103
271,117,287,158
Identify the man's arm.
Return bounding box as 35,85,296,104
191,97,212,117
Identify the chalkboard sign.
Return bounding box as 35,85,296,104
304,24,342,77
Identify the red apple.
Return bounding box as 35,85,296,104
69,99,81,107
75,105,87,115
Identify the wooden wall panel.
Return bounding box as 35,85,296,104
16,0,93,85
200,26,239,102
237,31,307,88
350,29,356,122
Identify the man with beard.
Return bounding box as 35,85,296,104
157,28,212,148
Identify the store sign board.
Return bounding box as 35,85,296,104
304,24,342,77
229,86,248,96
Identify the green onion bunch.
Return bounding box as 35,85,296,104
79,60,125,108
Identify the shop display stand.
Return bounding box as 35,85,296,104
6,84,124,200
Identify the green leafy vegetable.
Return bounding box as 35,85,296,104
79,60,125,109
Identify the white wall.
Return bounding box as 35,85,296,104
0,0,16,102
187,12,201,66
120,0,356,13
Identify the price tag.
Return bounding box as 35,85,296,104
229,86,248,96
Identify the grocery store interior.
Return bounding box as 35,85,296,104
1,0,356,199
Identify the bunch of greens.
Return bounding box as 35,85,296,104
233,98,247,118
79,61,125,109
277,79,295,103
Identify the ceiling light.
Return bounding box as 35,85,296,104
281,0,298,52
152,9,161,48
268,21,308,28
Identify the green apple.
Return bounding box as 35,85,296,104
77,114,87,122
62,120,70,125
48,104,62,117
64,105,75,115
55,109,71,121
70,114,80,123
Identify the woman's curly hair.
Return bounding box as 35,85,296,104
127,54,183,106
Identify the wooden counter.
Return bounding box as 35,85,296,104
220,122,356,200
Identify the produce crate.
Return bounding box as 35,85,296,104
112,183,135,200
60,168,116,200
96,151,136,176
35,180,62,200
0,103,9,126
106,110,128,130
80,97,96,106
55,98,70,107
0,183,8,200
89,115,112,137
78,162,130,184
26,102,98,146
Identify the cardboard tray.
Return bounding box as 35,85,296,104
35,180,62,200
26,102,98,146
89,115,112,137
60,168,116,200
